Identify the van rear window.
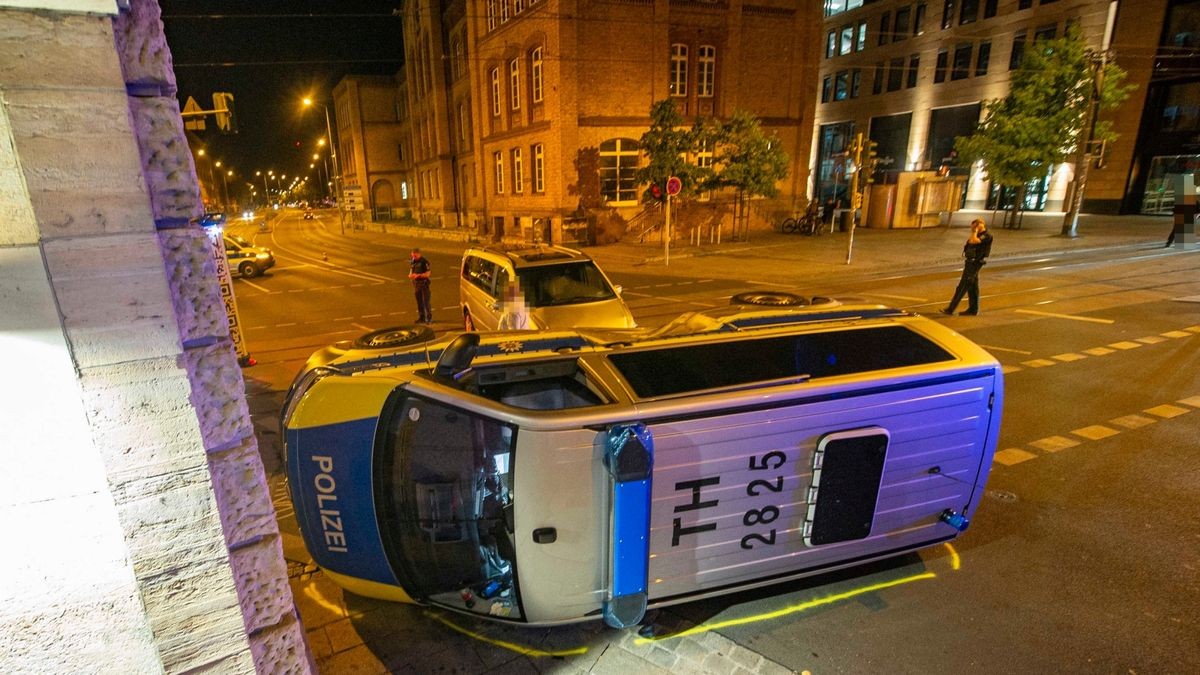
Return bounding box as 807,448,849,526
608,325,954,398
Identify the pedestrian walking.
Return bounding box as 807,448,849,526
940,218,993,316
408,248,432,324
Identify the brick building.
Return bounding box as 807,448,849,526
814,0,1194,219
336,0,824,241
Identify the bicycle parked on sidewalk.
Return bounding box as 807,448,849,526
781,202,824,236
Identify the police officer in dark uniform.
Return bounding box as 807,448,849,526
941,218,993,316
408,248,432,324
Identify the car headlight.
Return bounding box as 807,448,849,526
256,252,272,260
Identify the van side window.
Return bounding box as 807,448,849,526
608,325,955,398
465,256,498,297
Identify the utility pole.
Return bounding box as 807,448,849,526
1062,1,1118,237
846,132,864,264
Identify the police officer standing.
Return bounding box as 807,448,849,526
408,248,432,324
941,218,993,316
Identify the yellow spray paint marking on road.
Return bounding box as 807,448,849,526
637,572,938,644
303,583,347,618
423,611,589,658
943,542,961,571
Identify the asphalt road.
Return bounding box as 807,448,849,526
229,210,1200,673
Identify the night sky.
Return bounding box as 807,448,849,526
160,0,404,190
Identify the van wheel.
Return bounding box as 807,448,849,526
352,325,436,349
463,311,476,332
238,261,260,278
730,291,806,307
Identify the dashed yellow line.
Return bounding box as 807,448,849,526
1021,358,1057,368
1052,353,1087,363
1145,404,1190,419
1162,330,1192,339
1083,347,1115,356
1136,335,1168,345
999,322,1194,374
997,394,1196,467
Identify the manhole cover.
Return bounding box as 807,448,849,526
986,489,1018,502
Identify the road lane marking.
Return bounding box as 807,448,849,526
1052,353,1087,363
351,323,374,332
1109,414,1156,429
978,344,1033,355
333,316,353,321
1179,396,1200,408
1071,425,1119,441
238,278,272,293
1187,325,1200,333
362,313,382,318
276,322,296,327
1083,347,1115,356
993,448,1037,466
1014,309,1114,324
1001,365,1023,374
1021,359,1057,368
1161,330,1192,338
1029,436,1080,452
1136,335,1167,345
1144,404,1189,419
1108,341,1141,350
870,292,927,302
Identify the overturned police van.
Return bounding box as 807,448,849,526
281,301,1003,628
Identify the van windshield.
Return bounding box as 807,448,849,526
517,261,615,307
375,392,521,619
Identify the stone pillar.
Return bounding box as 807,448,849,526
0,1,311,672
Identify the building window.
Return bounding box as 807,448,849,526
872,61,884,94
976,41,991,76
494,151,504,193
887,56,904,91
826,30,837,58
960,0,978,24
893,7,911,41
491,68,501,116
878,12,890,46
951,43,973,80
533,143,545,192
856,21,868,50
840,25,854,55
512,148,524,193
1019,0,1032,8
531,47,543,102
487,0,496,31
697,138,713,168
1010,30,1027,70
698,45,716,97
458,103,469,146
850,69,861,98
670,44,688,96
501,0,509,23
907,54,920,88
914,2,927,35
510,59,521,110
821,75,832,103
984,0,997,19
514,0,524,12
935,48,949,82
942,0,956,30
1034,23,1057,42
599,138,640,203
834,70,849,100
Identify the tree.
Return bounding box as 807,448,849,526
954,22,1132,230
709,110,789,240
636,100,711,202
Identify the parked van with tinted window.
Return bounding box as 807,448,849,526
459,246,635,331
282,302,1003,627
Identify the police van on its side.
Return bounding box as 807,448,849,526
281,300,1003,627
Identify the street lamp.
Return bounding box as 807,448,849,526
303,96,344,231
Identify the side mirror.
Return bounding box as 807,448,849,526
613,284,623,295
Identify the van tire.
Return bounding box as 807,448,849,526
463,311,476,332
730,291,806,307
352,325,436,349
238,261,260,278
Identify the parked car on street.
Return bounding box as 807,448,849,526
281,302,1003,627
224,234,275,278
459,245,636,331
303,207,315,220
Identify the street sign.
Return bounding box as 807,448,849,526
182,96,206,131
666,176,682,196
343,186,364,212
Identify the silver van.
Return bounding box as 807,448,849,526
459,245,636,331
282,302,1003,627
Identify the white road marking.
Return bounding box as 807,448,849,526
277,322,296,327
870,292,927,302
977,344,1033,355
1014,309,1114,324
238,278,272,293
362,313,383,318
333,316,353,321
351,323,374,332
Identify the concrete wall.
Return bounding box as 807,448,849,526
0,1,311,671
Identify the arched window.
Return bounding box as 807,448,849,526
599,138,640,203
697,45,716,97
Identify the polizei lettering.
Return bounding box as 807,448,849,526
312,455,348,553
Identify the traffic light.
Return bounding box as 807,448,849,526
213,92,237,134
864,140,879,184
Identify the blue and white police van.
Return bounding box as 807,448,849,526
281,301,1003,627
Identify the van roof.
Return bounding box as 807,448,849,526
468,245,590,266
